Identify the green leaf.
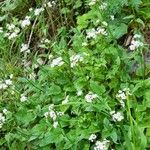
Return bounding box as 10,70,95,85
15,108,35,126
48,84,61,95
109,23,128,39
135,18,145,27
90,81,106,95
39,129,64,147
110,130,118,143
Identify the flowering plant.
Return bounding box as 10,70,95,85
0,0,150,149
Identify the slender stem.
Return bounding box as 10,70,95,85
27,17,38,47
126,94,135,149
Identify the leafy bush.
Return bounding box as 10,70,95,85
0,0,150,149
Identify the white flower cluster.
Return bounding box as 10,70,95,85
0,75,13,90
86,27,107,39
39,38,50,48
110,111,124,122
20,44,30,53
89,0,97,6
94,139,110,150
44,1,56,8
129,34,143,51
70,54,83,68
0,113,6,128
116,88,131,107
44,104,64,128
50,57,64,67
89,134,110,149
21,16,31,28
85,92,98,102
20,94,27,102
99,2,107,10
41,38,50,44
34,7,44,16
89,134,97,142
5,24,20,40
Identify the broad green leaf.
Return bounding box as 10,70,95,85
90,80,106,95
109,23,128,39
48,84,61,95
39,129,64,147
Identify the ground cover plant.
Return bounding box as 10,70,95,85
0,0,150,149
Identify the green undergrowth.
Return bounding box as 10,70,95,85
0,0,150,149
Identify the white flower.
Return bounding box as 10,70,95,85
34,7,44,16
94,139,109,150
85,92,98,102
89,0,97,6
5,24,20,40
47,2,52,7
57,112,64,116
29,72,36,80
116,88,131,106
50,57,64,67
5,79,12,86
86,28,97,39
0,82,8,90
49,104,54,111
45,39,50,43
53,121,58,128
129,35,143,50
62,95,69,104
49,110,56,120
82,42,88,46
3,109,8,115
120,100,125,107
44,112,49,118
110,15,114,20
87,27,107,39
9,74,13,79
77,90,83,96
48,54,53,59
97,27,107,35
116,90,126,100
70,54,83,68
116,90,127,107
20,94,27,102
8,32,18,39
20,44,30,53
99,2,107,10
29,8,33,12
110,111,124,122
0,113,5,128
89,134,97,142
21,16,31,28
129,44,136,51
7,24,15,30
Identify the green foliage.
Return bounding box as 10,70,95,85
0,0,150,150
